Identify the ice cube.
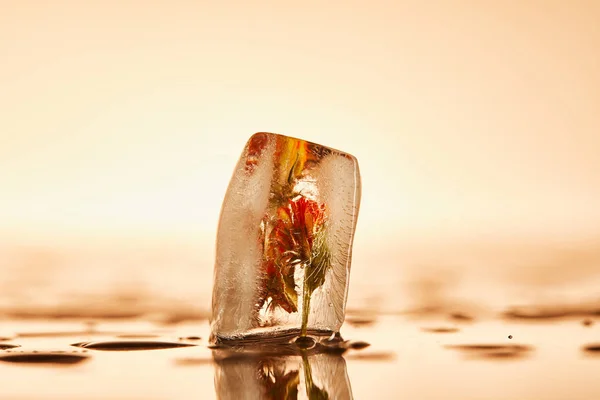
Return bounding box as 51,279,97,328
210,132,361,342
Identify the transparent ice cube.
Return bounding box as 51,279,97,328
210,132,361,342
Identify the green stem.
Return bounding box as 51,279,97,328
301,353,314,394
301,352,330,400
301,277,311,336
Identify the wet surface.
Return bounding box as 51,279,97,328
0,316,597,399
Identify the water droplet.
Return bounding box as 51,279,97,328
583,343,600,353
294,336,316,349
349,341,371,350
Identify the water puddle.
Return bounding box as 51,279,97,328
449,312,475,322
0,344,21,350
179,336,202,341
175,357,213,366
0,351,89,365
582,343,600,354
209,332,371,361
422,327,460,333
71,340,198,351
345,351,396,361
346,316,377,327
446,344,533,359
348,340,370,349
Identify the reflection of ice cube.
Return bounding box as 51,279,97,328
210,132,361,342
213,351,353,400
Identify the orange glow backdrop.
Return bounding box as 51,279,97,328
1,1,599,311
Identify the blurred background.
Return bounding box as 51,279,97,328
1,0,599,322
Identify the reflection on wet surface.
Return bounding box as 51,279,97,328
0,314,598,399
213,347,354,400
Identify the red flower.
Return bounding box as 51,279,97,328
258,196,328,314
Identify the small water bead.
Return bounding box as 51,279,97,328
348,341,371,350
583,343,600,353
294,336,316,349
